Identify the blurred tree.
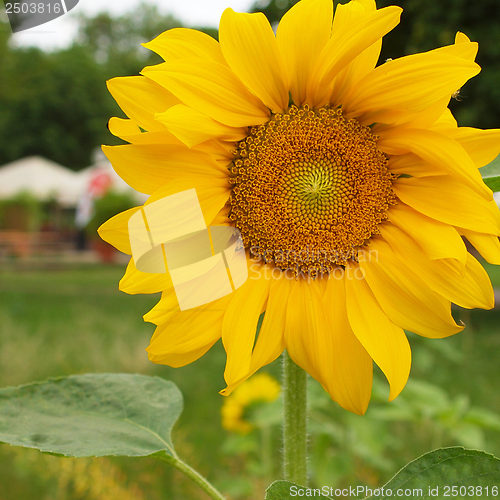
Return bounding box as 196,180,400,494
0,4,183,169
251,0,300,23
0,9,12,53
1,0,21,33
0,45,113,169
75,2,180,77
251,0,500,128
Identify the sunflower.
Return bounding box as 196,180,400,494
99,0,500,415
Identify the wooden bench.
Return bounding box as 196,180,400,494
0,231,69,257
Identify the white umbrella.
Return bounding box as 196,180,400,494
0,156,83,207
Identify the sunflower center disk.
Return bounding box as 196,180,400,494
229,105,396,277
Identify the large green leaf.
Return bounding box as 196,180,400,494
265,481,333,499
0,373,182,457
371,447,500,499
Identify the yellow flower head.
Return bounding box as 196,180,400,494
221,373,281,434
99,0,500,415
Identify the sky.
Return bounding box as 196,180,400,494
8,0,256,49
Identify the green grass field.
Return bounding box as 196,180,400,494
0,262,499,499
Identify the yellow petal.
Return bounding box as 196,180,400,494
461,230,500,265
146,181,230,228
360,238,463,338
394,176,500,234
119,258,172,295
222,275,271,387
276,0,333,105
147,296,230,367
378,221,466,283
98,178,230,260
143,28,224,63
144,270,237,328
107,76,178,132
434,254,495,310
345,262,411,401
97,207,140,254
344,44,480,124
108,117,182,146
211,203,230,226
323,274,373,414
249,277,289,372
380,128,491,198
283,279,323,383
156,104,247,148
102,143,228,194
372,99,450,130
143,290,179,325
330,0,382,105
432,108,458,131
309,5,402,106
198,140,236,161
221,275,290,396
111,131,232,160
449,127,500,168
142,58,269,128
283,277,373,414
108,117,141,140
388,153,442,178
369,34,476,128
119,131,184,146
332,44,382,107
219,8,289,112
149,341,215,368
387,203,467,263
380,224,495,310
453,31,478,60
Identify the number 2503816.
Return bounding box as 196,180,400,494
5,2,63,15
443,485,499,497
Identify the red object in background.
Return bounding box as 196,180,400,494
75,168,113,229
88,170,112,197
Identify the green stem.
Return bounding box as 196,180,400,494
282,350,308,485
157,452,226,500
